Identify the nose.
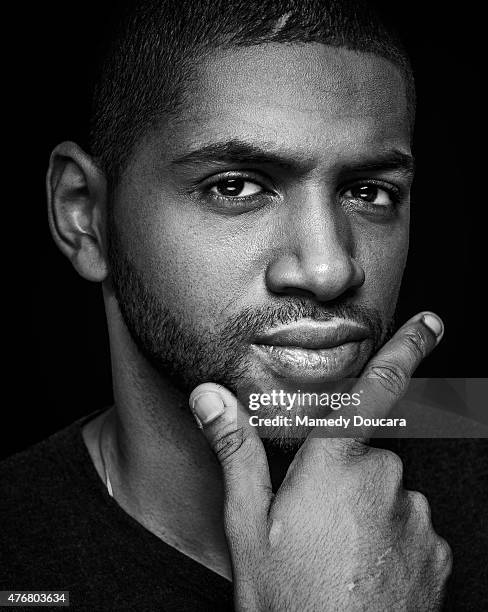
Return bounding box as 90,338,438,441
265,196,364,302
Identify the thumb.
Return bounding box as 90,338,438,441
189,383,272,535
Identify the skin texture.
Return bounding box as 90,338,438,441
46,43,451,602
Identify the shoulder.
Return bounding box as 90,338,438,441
0,410,108,512
0,421,86,533
0,415,104,581
0,420,83,501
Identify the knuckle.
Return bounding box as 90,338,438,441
325,438,371,466
434,536,453,576
213,426,249,465
367,361,410,397
409,490,432,520
375,449,404,484
403,327,428,361
359,449,404,495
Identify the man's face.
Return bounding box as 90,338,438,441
109,43,412,415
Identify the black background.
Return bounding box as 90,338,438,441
4,1,484,459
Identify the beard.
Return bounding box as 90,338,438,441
107,218,395,447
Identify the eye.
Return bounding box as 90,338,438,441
210,177,263,198
343,183,394,206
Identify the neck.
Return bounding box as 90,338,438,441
84,299,296,580
80,298,230,579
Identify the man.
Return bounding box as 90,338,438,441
1,0,486,610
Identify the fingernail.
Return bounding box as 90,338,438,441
422,313,444,339
191,392,225,429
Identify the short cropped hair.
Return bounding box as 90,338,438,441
89,0,415,190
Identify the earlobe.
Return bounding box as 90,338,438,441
47,141,109,282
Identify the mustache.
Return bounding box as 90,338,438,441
222,298,390,349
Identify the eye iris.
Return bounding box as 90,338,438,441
217,178,245,196
351,185,378,202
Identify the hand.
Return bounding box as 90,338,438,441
189,312,452,611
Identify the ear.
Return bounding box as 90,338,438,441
46,141,108,282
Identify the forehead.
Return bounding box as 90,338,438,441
159,43,410,158
129,43,412,178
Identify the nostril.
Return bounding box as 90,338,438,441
277,287,316,299
265,249,365,303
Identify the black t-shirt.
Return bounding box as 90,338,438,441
0,412,487,611
0,412,233,611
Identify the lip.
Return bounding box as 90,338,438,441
254,319,370,349
252,319,371,382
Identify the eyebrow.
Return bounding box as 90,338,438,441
170,139,415,177
344,152,416,177
171,139,308,171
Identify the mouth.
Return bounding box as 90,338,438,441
252,319,371,383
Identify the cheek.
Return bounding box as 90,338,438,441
356,221,409,313
119,192,263,326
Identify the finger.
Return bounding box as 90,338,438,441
356,310,443,419
189,383,272,539
304,311,444,460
